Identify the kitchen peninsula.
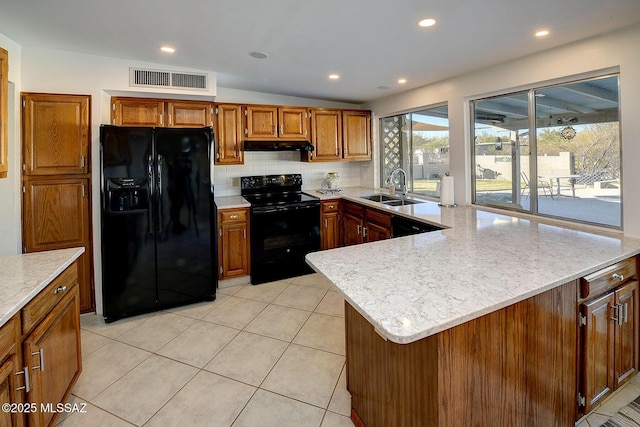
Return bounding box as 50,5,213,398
306,189,640,426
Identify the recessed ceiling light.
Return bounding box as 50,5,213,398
398,78,407,84
535,29,550,37
418,18,436,28
328,74,340,80
249,51,269,59
160,46,175,53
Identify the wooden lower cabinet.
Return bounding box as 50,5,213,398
342,201,391,246
321,200,341,250
346,281,578,427
0,316,25,427
23,286,81,427
579,257,639,415
218,208,250,279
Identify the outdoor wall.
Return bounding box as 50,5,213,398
364,23,640,238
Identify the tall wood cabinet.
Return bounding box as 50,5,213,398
21,93,95,313
579,256,639,415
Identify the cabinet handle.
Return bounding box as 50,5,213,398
328,205,335,209
356,225,361,235
363,226,368,238
622,303,629,323
612,273,624,282
243,229,247,239
612,304,625,326
15,367,30,393
32,349,44,372
324,218,328,228
54,285,67,294
230,214,239,219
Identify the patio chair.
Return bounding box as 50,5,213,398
521,172,554,199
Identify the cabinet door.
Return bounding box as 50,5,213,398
365,221,391,243
322,212,340,250
279,107,309,140
112,98,165,126
614,280,638,388
0,317,25,427
219,221,249,279
581,292,615,413
214,104,243,165
22,93,90,175
167,101,212,127
343,110,371,161
246,105,278,139
24,288,81,427
23,178,94,312
342,211,363,247
310,109,342,161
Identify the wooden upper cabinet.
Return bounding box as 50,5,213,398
245,105,309,140
22,93,90,176
279,107,309,139
343,110,371,160
245,105,278,139
112,97,165,126
307,109,371,162
0,47,8,179
214,103,243,165
310,109,342,161
167,101,213,127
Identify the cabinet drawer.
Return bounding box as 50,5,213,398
581,257,637,300
22,263,78,335
0,316,16,360
219,209,247,224
322,201,340,213
366,208,392,228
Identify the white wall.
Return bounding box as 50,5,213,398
0,34,22,255
363,23,640,238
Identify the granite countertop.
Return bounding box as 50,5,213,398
0,247,85,328
214,195,251,210
305,188,640,344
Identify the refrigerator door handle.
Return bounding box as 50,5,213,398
157,154,163,233
147,155,154,234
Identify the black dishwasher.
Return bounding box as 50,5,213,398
392,216,441,237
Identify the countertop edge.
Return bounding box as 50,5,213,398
0,247,85,328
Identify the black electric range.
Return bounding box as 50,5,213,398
241,174,320,284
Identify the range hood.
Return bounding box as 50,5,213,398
243,140,314,152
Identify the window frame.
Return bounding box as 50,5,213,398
379,103,449,200
470,73,622,229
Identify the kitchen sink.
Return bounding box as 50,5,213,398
381,199,423,206
359,194,425,206
359,194,397,202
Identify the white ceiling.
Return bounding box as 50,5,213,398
1,0,640,104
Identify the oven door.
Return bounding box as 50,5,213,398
250,203,320,284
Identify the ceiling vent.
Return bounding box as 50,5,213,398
129,68,208,91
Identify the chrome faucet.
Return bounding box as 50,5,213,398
387,168,408,197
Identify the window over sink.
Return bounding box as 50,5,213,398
380,104,449,199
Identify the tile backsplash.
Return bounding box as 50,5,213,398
213,151,372,196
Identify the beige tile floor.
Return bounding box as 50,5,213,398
58,273,354,427
57,271,640,427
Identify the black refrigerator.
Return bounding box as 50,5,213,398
100,125,216,323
